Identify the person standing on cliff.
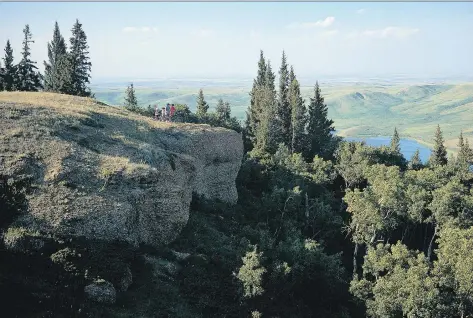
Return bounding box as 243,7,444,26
161,107,166,121
170,104,176,121
154,104,159,120
165,103,171,122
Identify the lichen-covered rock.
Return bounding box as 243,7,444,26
0,92,243,247
84,280,116,304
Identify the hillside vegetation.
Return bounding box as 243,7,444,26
94,82,473,150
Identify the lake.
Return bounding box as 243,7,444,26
344,136,431,163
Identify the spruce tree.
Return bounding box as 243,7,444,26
390,127,401,154
0,60,4,91
307,81,335,160
289,78,307,154
408,149,423,170
255,60,278,154
289,65,295,85
246,50,267,149
16,25,43,91
457,131,472,164
429,125,448,166
69,19,92,97
44,22,68,92
3,40,16,91
276,51,291,146
124,83,138,111
216,98,231,123
196,88,209,118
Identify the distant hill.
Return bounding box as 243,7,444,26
93,82,473,151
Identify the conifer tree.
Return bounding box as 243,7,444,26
276,51,291,146
429,125,448,166
16,25,43,91
307,81,335,160
289,65,295,85
69,19,92,97
3,40,16,91
216,98,231,123
289,78,307,154
255,60,278,154
457,131,472,164
196,88,209,118
390,127,401,154
44,22,68,92
0,60,4,91
408,149,423,170
124,83,138,111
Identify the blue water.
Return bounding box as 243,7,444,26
344,136,431,163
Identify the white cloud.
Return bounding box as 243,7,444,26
356,8,366,14
286,16,335,29
362,27,420,39
190,28,213,37
122,26,159,33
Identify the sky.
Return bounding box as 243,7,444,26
1,2,473,82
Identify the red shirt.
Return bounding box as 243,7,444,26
170,106,176,116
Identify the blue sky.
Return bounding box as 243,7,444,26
1,2,472,81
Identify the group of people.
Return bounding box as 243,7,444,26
154,103,176,122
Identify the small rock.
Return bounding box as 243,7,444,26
171,249,191,262
84,280,116,304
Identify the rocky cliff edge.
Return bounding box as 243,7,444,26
0,92,243,247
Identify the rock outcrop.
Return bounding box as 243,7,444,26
0,92,243,247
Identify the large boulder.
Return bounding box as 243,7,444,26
0,92,243,247
84,280,116,304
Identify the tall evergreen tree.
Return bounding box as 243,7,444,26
457,131,472,164
255,60,278,154
216,98,231,123
0,60,4,91
408,149,423,170
124,83,138,111
3,40,16,91
196,88,209,118
429,125,448,166
44,22,68,92
289,78,307,154
390,127,401,154
246,50,268,149
289,65,295,85
69,19,92,97
307,81,335,160
16,25,43,92
276,51,291,146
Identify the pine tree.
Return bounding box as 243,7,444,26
124,83,138,111
307,81,335,160
69,19,92,97
289,78,307,153
44,22,68,92
289,65,295,85
457,131,472,164
3,40,16,91
390,127,401,154
408,149,423,170
429,125,448,166
255,60,278,154
16,25,43,92
246,50,267,149
0,60,4,91
276,51,291,146
216,98,231,123
196,88,209,118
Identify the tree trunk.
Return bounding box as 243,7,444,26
353,243,359,277
428,224,438,261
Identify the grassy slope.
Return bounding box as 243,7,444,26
93,82,473,152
